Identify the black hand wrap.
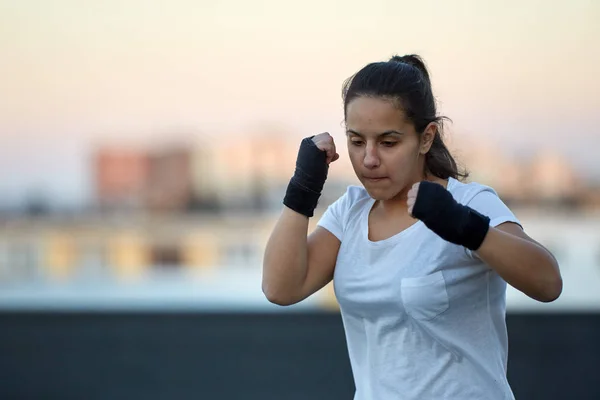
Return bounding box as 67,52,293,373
283,137,329,217
412,181,491,251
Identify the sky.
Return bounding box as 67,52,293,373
0,0,599,208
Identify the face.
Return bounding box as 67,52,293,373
345,96,433,201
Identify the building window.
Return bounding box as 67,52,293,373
221,242,259,267
151,245,182,269
6,241,39,281
78,242,108,279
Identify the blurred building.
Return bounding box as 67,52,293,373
581,184,600,210
0,212,277,283
451,134,583,206
525,150,583,201
145,147,193,212
93,133,310,214
94,144,194,213
190,145,220,211
1,208,600,316
94,147,150,210
202,133,300,211
92,130,597,216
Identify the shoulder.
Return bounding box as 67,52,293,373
316,185,371,241
324,185,371,215
448,177,522,228
447,177,502,205
342,185,372,204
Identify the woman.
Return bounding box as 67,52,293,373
262,54,562,399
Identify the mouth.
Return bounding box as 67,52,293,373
363,177,388,182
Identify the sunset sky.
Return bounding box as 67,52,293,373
1,0,598,208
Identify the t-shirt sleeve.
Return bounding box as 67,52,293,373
316,187,353,242
466,189,522,229
465,188,522,259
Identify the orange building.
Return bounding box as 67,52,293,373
94,146,150,210
94,145,194,212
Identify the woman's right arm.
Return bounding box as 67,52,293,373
261,132,341,306
262,207,341,306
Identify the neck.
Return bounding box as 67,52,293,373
376,173,448,216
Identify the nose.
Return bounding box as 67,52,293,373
363,142,380,169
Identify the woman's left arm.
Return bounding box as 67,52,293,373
407,181,563,303
475,222,563,303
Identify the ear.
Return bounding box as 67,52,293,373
420,123,437,154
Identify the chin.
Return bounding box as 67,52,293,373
362,186,397,201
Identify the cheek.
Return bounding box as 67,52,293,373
384,149,415,175
347,147,362,165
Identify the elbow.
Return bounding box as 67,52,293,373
538,275,563,303
261,283,299,307
535,264,563,303
263,292,297,307
526,252,563,303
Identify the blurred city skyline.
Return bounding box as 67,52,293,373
0,128,595,217
1,0,599,209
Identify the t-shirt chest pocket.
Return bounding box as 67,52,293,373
400,270,449,320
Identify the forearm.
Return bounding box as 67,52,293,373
475,227,563,302
262,207,309,302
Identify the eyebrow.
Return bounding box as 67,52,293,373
346,129,404,138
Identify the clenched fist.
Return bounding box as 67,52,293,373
406,181,491,251
311,132,339,164
283,132,338,218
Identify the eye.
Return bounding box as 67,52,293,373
381,141,397,147
350,140,364,146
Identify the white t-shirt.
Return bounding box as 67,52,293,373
317,177,521,400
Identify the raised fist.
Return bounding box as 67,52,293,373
311,132,339,164
407,181,491,251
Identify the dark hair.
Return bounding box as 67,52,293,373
342,54,468,181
